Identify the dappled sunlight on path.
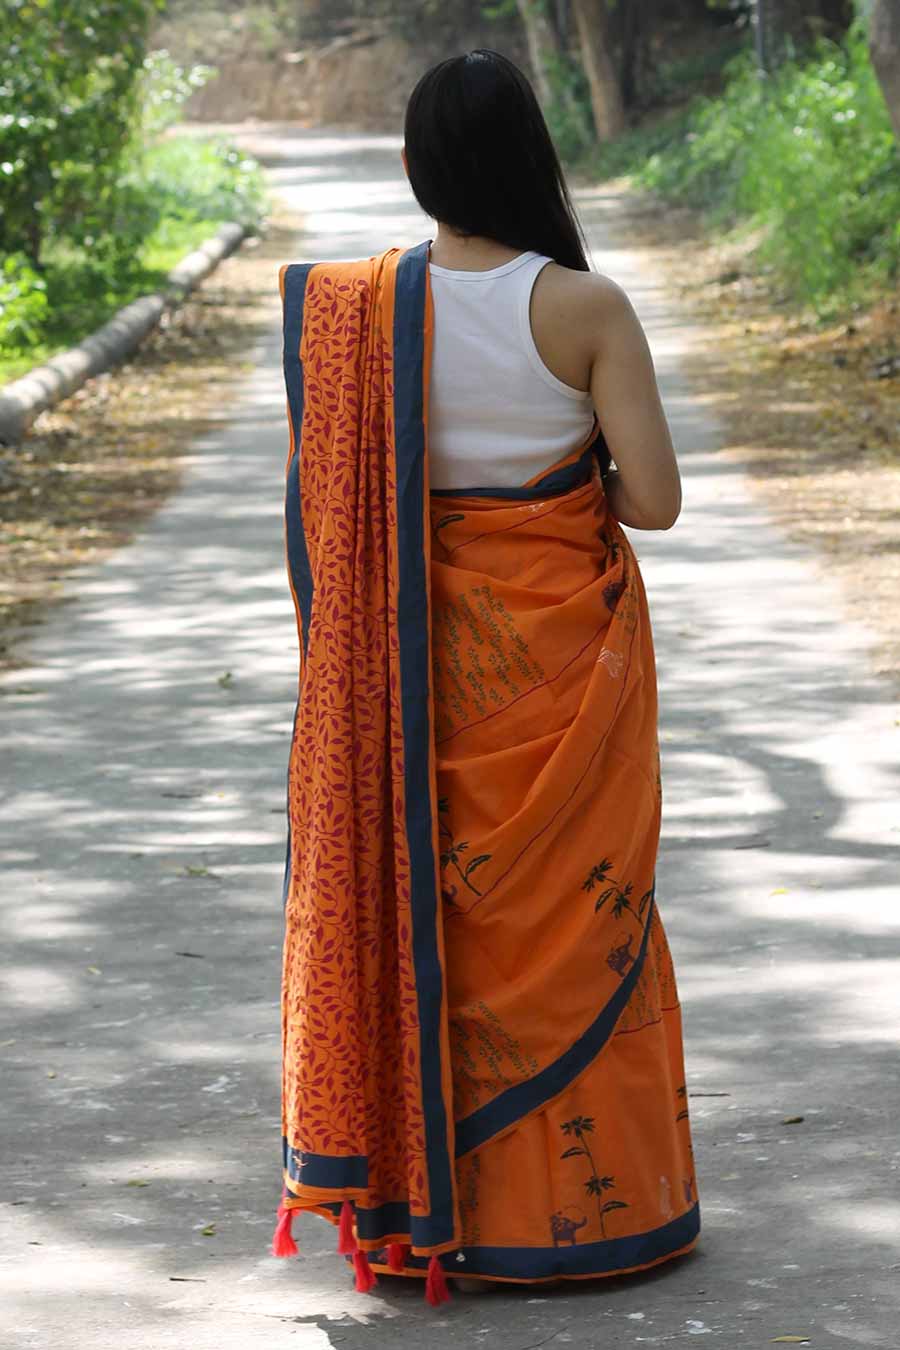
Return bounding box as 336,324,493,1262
1,128,897,1350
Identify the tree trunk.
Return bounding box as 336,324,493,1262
869,0,900,141
755,0,814,72
517,0,593,149
616,0,656,110
516,0,558,106
814,0,854,38
571,0,627,140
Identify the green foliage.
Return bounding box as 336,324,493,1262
0,20,267,366
0,0,164,264
543,48,594,162
132,136,268,234
592,18,899,310
140,49,217,135
0,254,49,352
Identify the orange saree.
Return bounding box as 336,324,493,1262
272,241,700,1303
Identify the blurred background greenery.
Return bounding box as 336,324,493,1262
1,0,898,376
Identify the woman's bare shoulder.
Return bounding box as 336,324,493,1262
536,263,640,368
542,261,635,320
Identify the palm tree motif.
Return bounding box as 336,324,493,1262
582,859,653,923
560,1116,628,1238
580,858,650,923
438,796,491,897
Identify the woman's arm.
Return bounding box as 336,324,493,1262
587,275,682,530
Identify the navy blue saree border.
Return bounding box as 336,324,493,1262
280,262,316,911
372,1201,700,1279
281,262,315,666
392,239,457,1248
455,888,657,1158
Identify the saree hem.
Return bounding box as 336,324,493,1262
361,1203,701,1283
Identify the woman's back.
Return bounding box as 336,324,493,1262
427,250,596,490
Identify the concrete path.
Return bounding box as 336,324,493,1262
2,127,898,1350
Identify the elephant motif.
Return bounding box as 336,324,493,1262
550,1210,588,1246
607,931,635,976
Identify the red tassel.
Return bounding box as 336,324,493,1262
271,1200,298,1258
386,1242,407,1273
337,1199,357,1255
425,1253,450,1307
353,1248,378,1293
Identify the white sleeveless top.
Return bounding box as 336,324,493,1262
426,249,595,491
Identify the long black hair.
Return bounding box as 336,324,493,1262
403,49,592,273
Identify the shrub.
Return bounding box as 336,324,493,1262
0,254,49,351
0,0,163,266
0,25,267,369
591,18,900,308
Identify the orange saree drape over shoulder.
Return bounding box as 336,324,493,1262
272,242,700,1301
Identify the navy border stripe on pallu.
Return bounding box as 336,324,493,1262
282,1136,369,1190
280,261,315,908
281,262,315,664
393,240,456,1249
455,889,657,1159
394,1201,700,1279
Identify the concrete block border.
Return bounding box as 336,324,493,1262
0,221,248,446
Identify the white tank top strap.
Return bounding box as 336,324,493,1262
515,255,593,401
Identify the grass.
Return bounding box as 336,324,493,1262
0,132,268,384
575,19,900,316
0,218,233,384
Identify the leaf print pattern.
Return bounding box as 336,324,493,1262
280,262,429,1204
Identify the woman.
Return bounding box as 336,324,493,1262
271,49,699,1305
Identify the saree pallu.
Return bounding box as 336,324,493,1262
273,240,700,1295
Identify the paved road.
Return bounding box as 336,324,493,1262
2,127,898,1350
